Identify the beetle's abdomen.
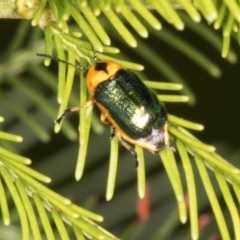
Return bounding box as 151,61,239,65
94,69,167,140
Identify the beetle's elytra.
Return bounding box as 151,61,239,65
85,61,169,153
37,52,171,167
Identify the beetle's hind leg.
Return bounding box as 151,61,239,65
119,137,139,168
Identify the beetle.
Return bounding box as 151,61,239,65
37,50,171,167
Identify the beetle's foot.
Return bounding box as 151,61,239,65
110,127,116,139
167,144,176,152
157,143,176,153
55,109,70,124
55,106,80,124
127,145,139,168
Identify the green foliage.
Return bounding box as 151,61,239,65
0,117,117,240
1,0,240,239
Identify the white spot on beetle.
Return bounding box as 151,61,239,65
131,106,150,128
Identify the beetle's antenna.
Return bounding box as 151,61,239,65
90,43,98,62
36,53,86,70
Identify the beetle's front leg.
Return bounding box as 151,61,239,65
55,98,94,124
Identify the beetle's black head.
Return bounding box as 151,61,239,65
84,62,109,78
95,62,108,73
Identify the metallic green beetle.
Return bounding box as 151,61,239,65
55,60,170,166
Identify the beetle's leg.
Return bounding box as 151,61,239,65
55,98,94,124
100,114,116,140
110,127,116,139
55,107,80,124
100,113,110,125
163,122,170,146
165,144,176,152
161,122,175,152
119,137,139,168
